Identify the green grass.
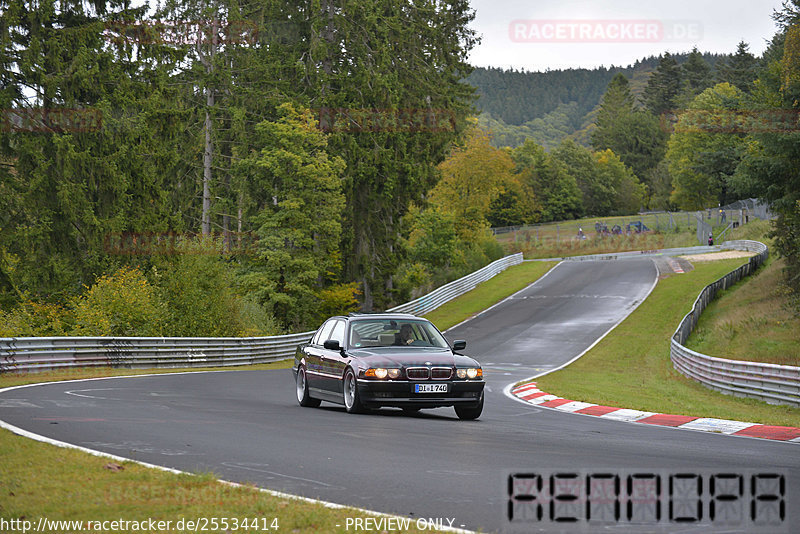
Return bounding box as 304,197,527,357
535,259,800,428
687,256,800,366
424,260,556,331
0,426,443,533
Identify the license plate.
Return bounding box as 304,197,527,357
415,383,449,393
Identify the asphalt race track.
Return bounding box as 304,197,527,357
2,259,799,533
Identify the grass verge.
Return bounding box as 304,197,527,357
0,427,441,533
686,256,800,366
424,260,557,331
535,258,800,428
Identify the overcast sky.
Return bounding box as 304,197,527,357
467,0,785,71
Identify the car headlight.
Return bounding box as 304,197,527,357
457,367,482,379
365,368,401,379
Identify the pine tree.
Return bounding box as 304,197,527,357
592,74,667,201
0,0,186,298
681,47,712,100
298,0,479,310
643,52,682,115
716,41,758,93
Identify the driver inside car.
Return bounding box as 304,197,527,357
396,323,418,345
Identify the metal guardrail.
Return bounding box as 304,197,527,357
0,253,523,373
388,253,523,315
670,240,800,407
0,332,316,374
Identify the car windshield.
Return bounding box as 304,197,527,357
349,319,449,349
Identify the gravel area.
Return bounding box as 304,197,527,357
680,250,757,262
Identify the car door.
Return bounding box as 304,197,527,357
305,320,335,392
319,319,347,395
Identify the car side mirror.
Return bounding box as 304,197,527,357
452,340,466,351
323,339,341,351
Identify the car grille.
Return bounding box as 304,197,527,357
406,367,429,380
405,367,452,380
431,367,452,380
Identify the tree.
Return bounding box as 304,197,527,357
681,47,713,102
732,22,800,305
717,41,758,93
512,139,582,222
235,104,346,330
592,74,667,199
592,74,635,148
300,0,479,311
643,52,682,115
667,83,746,210
554,139,612,216
594,150,647,214
0,0,187,299
429,127,517,238
553,140,645,216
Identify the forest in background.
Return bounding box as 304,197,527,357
1,0,799,337
468,52,732,149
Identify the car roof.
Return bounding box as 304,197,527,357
346,312,420,321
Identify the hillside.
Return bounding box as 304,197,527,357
468,52,726,149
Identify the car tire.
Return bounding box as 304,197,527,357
296,366,321,408
343,368,365,414
454,391,484,420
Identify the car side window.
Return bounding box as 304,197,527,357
329,320,346,345
314,320,336,346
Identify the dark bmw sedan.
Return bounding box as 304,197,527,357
293,313,485,419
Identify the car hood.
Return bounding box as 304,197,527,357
347,346,456,367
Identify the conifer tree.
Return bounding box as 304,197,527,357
643,52,682,115
716,41,758,93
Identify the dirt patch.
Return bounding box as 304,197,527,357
680,250,757,262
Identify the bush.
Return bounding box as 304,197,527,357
394,262,432,302
315,283,361,324
233,297,281,337
71,266,165,336
0,300,72,337
152,241,278,336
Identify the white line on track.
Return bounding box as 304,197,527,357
502,258,660,405
444,261,565,333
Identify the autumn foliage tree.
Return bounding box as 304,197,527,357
429,127,518,239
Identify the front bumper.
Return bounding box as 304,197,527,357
357,379,484,409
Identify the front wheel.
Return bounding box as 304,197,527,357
296,367,320,407
343,368,366,414
454,391,484,420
